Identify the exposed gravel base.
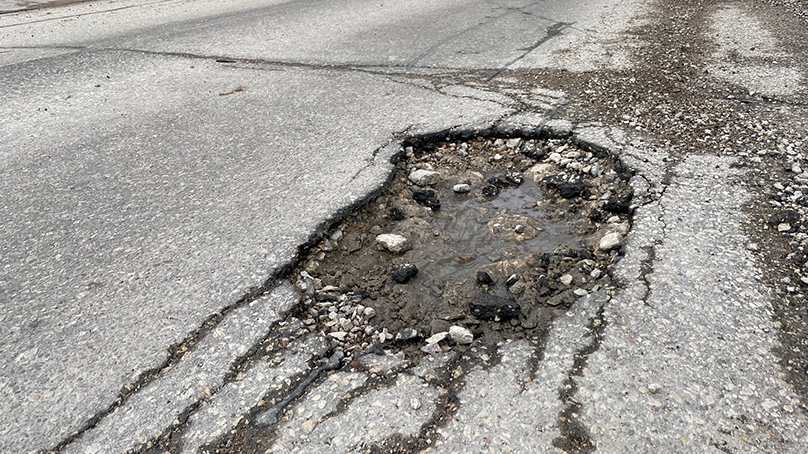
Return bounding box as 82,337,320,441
289,133,634,361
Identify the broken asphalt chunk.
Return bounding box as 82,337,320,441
412,189,441,210
468,294,521,321
390,263,419,283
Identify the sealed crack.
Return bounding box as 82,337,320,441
48,276,288,454
364,343,499,453
552,305,606,454
133,318,318,453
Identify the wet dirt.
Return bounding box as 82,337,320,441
291,135,634,360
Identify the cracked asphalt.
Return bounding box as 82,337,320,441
2,0,808,452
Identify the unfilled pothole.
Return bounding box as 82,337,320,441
291,133,634,359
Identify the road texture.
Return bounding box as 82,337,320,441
1,0,807,453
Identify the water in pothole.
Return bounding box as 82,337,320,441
421,178,575,286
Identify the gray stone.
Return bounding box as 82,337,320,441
409,169,441,186
448,326,474,344
376,234,411,254
453,183,471,193
599,232,623,251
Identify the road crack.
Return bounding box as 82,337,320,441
552,306,606,454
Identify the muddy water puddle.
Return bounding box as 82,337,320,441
425,179,576,279
292,135,633,359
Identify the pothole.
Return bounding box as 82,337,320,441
291,131,634,360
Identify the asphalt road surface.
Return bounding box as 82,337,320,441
2,0,808,453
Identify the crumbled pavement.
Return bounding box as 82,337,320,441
290,132,633,361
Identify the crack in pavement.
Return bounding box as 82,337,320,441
258,350,344,428
552,305,606,454
133,318,316,453
47,277,287,454
485,21,573,81
404,0,546,72
0,0,174,26
0,44,548,111
365,346,503,453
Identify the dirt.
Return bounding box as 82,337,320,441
290,135,633,360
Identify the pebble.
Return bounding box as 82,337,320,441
453,183,471,193
559,274,574,286
410,398,422,410
396,326,421,341
376,234,411,254
506,138,522,148
409,169,441,186
573,288,589,296
425,332,448,344
448,325,474,344
421,342,442,354
590,269,602,279
508,281,526,294
329,331,348,341
599,232,623,251
390,263,419,283
302,420,317,433
476,271,495,286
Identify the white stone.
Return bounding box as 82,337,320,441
559,274,573,286
448,326,474,345
420,342,442,354
527,163,554,183
328,331,348,341
505,138,522,149
453,184,471,193
599,232,623,251
409,169,440,186
425,332,448,344
376,234,410,253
